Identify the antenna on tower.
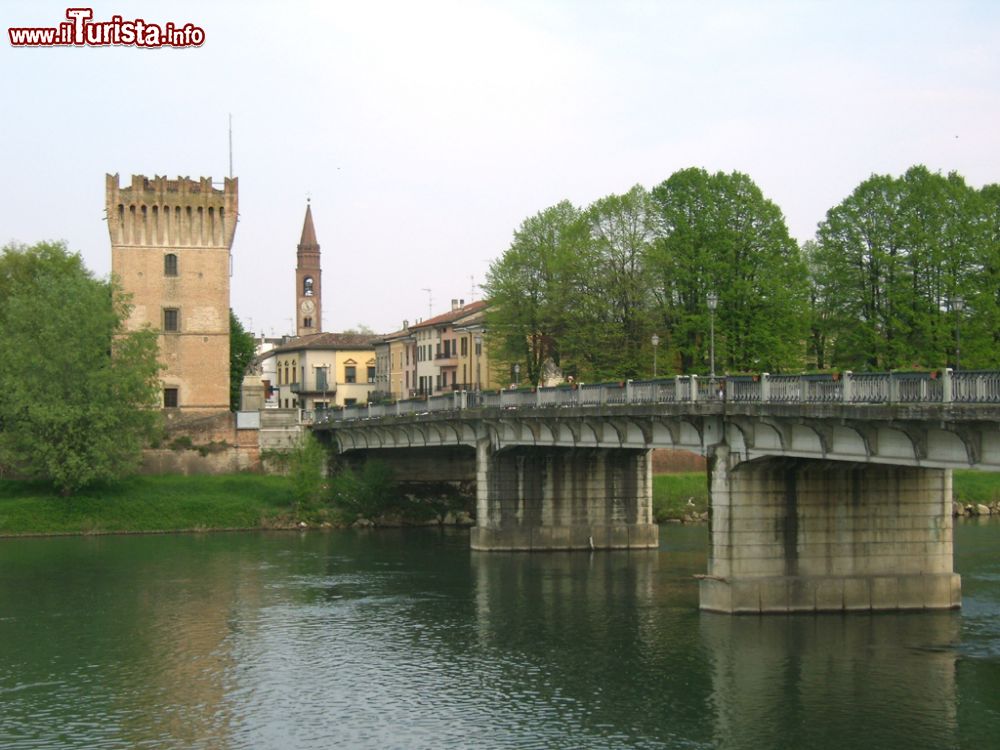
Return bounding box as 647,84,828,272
422,288,433,318
470,275,476,301
228,113,233,178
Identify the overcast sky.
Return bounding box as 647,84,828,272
3,1,998,337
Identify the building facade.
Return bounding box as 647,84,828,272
271,333,377,413
408,299,490,395
105,173,238,413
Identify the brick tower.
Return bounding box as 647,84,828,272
296,202,322,336
105,173,239,412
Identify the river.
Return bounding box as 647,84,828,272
1,521,999,749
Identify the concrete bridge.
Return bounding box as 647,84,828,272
313,369,1000,613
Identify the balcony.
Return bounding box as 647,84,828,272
435,352,458,366
289,380,332,395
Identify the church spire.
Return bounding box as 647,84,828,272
299,201,318,248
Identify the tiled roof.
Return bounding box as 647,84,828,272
272,331,376,354
409,300,488,330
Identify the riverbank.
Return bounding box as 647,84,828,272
0,475,296,536
2,471,998,537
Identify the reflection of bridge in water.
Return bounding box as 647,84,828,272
314,370,1000,613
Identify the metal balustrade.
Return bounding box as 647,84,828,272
311,368,1000,425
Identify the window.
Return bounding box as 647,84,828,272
163,308,179,332
303,317,312,328
367,366,376,384
164,253,178,276
303,276,314,296
345,366,356,383
461,337,468,356
344,398,357,406
163,388,179,408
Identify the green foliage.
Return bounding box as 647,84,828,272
0,242,162,494
648,168,808,374
485,200,588,384
812,166,998,370
287,434,328,513
329,460,397,519
485,171,806,382
230,310,256,411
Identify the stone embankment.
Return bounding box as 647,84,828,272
954,501,1000,517
351,511,475,529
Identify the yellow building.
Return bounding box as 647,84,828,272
105,173,238,412
453,302,496,391
373,325,412,400
271,333,377,413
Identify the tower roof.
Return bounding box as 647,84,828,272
299,203,318,247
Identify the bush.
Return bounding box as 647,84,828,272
288,435,328,514
329,461,397,519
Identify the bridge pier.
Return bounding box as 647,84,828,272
470,442,660,551
700,447,961,613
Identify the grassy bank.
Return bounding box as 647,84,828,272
0,475,296,536
652,469,1000,522
2,469,999,537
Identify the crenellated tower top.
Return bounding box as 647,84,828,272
105,173,238,249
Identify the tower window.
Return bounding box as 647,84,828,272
303,276,314,296
303,317,313,328
164,253,178,276
163,308,180,332
163,388,179,408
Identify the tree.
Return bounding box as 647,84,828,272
230,310,256,411
813,166,989,370
574,185,656,380
648,169,807,374
0,242,162,494
484,201,589,384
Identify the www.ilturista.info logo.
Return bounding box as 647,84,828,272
9,7,205,48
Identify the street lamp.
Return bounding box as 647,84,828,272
706,291,718,379
952,296,965,371
651,333,660,378
474,333,483,391
513,362,520,387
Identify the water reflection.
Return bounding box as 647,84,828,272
0,525,997,749
701,612,960,750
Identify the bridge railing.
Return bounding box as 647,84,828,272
315,368,1000,423
954,370,1000,403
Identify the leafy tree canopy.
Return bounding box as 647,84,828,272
230,310,256,411
0,241,161,494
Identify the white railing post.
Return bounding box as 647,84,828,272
395,400,401,416
625,379,632,404
690,374,698,403
536,387,542,408
942,368,953,403
889,372,899,403
842,371,852,403
761,373,770,403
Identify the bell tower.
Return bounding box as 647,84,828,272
296,201,322,336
